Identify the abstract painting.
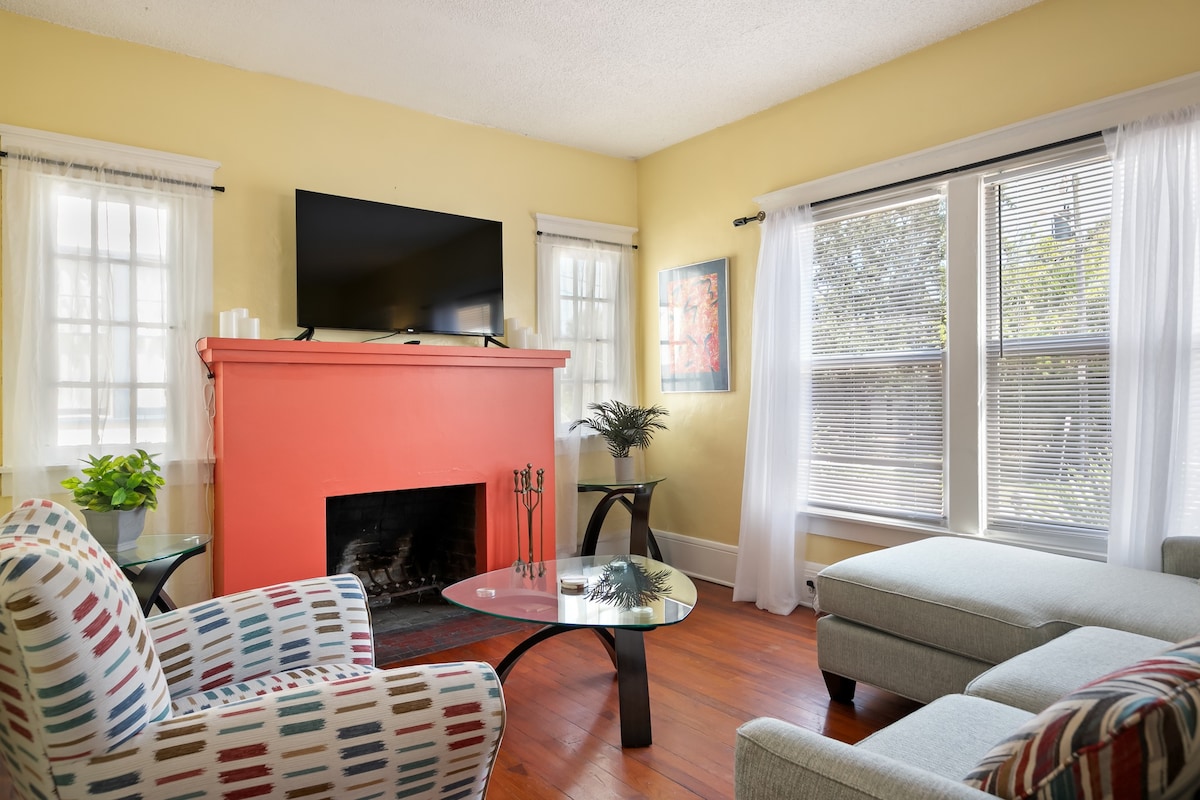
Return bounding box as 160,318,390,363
659,258,730,392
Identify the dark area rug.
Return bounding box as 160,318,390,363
371,599,537,666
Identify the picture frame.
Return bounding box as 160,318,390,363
659,258,730,392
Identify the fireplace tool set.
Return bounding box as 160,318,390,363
513,463,546,578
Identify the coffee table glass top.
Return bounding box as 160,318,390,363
111,534,210,568
577,476,666,490
443,555,696,629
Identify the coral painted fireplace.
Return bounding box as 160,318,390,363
200,338,568,595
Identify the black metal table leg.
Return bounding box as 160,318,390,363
614,627,652,747
580,491,630,557
492,623,651,746
578,483,662,559
495,625,618,681
121,545,207,616
614,494,663,561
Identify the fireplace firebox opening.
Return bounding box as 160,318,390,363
326,484,482,608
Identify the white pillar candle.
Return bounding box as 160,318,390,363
219,310,239,337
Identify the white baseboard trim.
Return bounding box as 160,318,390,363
586,528,827,608
587,528,737,586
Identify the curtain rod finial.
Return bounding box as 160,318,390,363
732,210,766,227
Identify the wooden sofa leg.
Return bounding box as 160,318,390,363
822,670,856,704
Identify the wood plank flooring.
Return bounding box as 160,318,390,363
0,579,920,800
393,579,920,799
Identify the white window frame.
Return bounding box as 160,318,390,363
755,72,1200,555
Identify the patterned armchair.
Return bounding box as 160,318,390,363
0,499,505,800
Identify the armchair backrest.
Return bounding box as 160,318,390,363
0,499,171,800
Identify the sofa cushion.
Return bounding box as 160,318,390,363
962,635,1200,799
856,694,1034,782
816,537,1200,665
965,626,1171,713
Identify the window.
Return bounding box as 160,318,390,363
803,140,1113,555
534,215,637,557
1,127,215,514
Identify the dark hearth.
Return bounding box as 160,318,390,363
326,485,478,608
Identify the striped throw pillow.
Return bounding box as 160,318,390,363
963,634,1200,799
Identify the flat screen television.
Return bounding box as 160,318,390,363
295,189,504,338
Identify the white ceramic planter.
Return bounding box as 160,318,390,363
613,456,636,483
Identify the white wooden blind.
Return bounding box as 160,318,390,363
983,145,1112,540
809,192,947,521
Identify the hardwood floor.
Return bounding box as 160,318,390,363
0,580,920,800
397,579,920,799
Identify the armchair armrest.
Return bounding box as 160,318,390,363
55,661,505,800
735,718,993,800
1162,537,1200,580
147,573,374,698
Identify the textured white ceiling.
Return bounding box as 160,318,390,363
1,0,1042,158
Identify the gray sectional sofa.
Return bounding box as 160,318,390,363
733,535,1200,799
815,536,1200,704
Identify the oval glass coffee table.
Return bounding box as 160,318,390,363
443,554,697,748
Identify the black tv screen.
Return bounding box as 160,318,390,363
296,190,504,336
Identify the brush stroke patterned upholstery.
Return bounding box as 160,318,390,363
964,634,1200,799
0,499,505,800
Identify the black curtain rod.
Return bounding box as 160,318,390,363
731,130,1104,227
0,150,225,193
537,229,637,249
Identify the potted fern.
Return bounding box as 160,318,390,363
60,449,164,552
569,400,669,482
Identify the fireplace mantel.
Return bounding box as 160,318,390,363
200,338,568,595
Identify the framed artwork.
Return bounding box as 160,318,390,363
659,258,730,392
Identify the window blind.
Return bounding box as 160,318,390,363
983,148,1112,539
809,192,947,521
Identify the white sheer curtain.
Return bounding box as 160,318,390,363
733,205,813,614
1,129,214,538
1107,105,1200,570
535,231,636,556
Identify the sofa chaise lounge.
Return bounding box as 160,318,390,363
733,535,1200,799
815,535,1200,704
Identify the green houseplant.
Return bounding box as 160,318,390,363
569,400,669,481
60,449,164,551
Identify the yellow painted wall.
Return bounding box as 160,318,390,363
4,0,1200,581
635,0,1200,566
0,11,637,341
0,11,637,603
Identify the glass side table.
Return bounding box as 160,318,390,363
112,534,211,616
443,554,697,747
577,475,666,560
